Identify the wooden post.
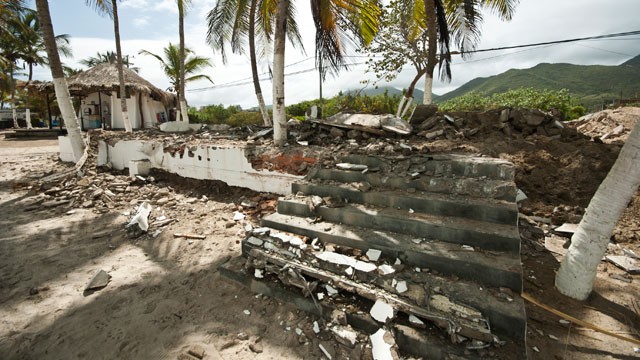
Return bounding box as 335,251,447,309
98,92,104,130
46,93,52,129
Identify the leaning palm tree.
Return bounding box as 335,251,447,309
86,0,133,132
139,43,213,111
206,0,304,126
34,0,84,162
272,0,382,146
556,120,640,300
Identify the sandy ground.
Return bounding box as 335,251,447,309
0,107,639,360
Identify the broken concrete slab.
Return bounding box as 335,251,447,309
606,255,639,274
554,223,579,235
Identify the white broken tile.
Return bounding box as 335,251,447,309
461,245,475,251
370,299,395,323
408,208,415,214
325,284,338,296
516,189,527,202
313,321,321,334
254,269,264,279
336,163,368,171
370,328,395,360
345,267,354,276
316,251,377,272
394,258,402,265
408,315,424,326
243,310,251,315
555,223,579,234
295,328,303,336
378,265,395,275
549,334,559,341
331,325,358,346
317,292,325,300
395,280,408,293
366,248,382,262
233,211,245,221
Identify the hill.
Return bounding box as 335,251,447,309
346,86,441,103
437,55,640,110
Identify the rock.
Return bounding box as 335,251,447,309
417,115,440,131
422,129,444,140
187,345,205,359
248,341,263,353
84,269,110,292
408,104,438,125
331,325,358,348
330,127,346,138
347,130,362,139
499,109,510,122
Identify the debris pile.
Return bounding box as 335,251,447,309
567,107,640,143
223,153,527,358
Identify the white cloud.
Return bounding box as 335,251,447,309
133,16,150,28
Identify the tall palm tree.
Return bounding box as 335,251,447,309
177,0,190,122
272,0,382,146
421,0,517,104
139,43,213,108
34,0,84,162
556,121,640,300
206,0,304,126
86,0,133,132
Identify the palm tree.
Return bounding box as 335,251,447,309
34,0,84,162
80,50,139,72
206,0,304,127
86,0,133,132
421,0,517,104
556,121,640,300
139,43,213,111
177,0,190,122
272,0,382,146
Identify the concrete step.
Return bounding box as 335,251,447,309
219,256,528,358
292,182,518,225
339,154,516,181
261,212,523,291
306,168,516,201
276,198,521,253
239,235,527,342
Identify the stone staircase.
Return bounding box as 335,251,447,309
221,153,527,358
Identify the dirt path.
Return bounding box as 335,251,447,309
0,137,327,360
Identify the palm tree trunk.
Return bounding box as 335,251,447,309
178,1,188,123
397,72,423,117
272,0,288,146
249,0,271,126
35,0,84,162
424,0,437,105
9,64,19,128
112,0,132,132
555,120,640,300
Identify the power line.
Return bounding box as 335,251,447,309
453,30,640,55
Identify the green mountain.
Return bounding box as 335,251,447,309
436,55,640,110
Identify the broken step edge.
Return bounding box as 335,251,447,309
259,213,523,291
339,154,516,181
242,235,526,340
292,182,517,225
309,168,516,202
247,247,494,343
276,198,521,253
219,257,527,359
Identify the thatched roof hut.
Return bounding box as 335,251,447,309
33,63,176,106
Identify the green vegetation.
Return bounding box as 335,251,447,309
439,88,586,119
286,90,403,120
188,104,263,127
436,56,640,111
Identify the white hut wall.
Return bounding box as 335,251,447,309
110,91,142,129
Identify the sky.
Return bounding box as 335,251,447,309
24,0,640,109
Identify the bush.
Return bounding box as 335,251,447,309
287,90,403,119
227,111,263,127
438,88,585,120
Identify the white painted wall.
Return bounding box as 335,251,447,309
82,138,301,195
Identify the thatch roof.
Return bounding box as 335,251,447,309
31,63,177,106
